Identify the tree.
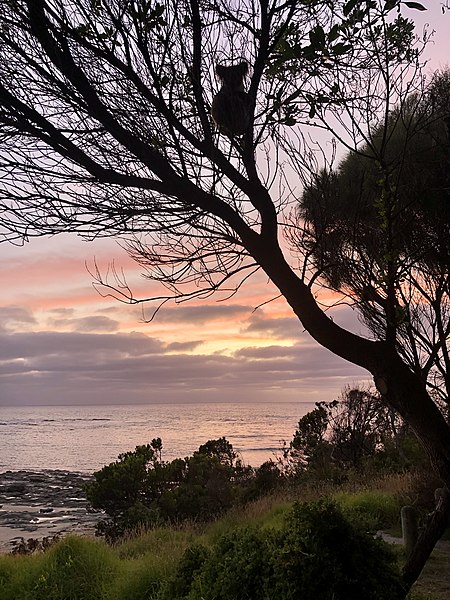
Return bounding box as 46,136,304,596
0,0,446,590
287,402,331,476
298,71,450,418
196,436,237,468
288,385,412,476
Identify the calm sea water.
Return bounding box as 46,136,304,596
0,403,313,473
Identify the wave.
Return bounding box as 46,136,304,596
243,447,281,452
0,421,39,426
0,418,112,427
42,418,111,423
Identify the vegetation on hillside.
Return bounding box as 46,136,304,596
0,493,404,600
85,436,281,541
0,475,446,600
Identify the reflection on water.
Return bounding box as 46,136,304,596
0,402,314,472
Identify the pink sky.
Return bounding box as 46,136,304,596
0,2,448,407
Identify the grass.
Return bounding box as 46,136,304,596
0,536,117,600
0,474,447,600
333,488,401,530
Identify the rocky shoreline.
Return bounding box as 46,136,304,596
0,470,102,553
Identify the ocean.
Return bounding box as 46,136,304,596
0,402,314,473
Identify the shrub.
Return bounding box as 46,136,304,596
240,460,284,502
162,500,404,600
159,544,210,600
286,385,422,479
86,438,244,540
280,500,403,600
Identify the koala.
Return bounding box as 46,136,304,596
211,61,249,137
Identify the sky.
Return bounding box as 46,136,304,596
0,2,449,407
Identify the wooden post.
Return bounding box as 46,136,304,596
401,505,418,557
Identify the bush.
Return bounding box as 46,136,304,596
86,438,249,540
159,544,210,600
280,500,403,600
162,500,404,600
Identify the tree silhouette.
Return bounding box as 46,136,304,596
0,0,445,590
298,71,450,418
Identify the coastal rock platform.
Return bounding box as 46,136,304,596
0,470,101,553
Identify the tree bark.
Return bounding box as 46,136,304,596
402,487,450,590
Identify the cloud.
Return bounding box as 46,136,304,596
48,308,75,317
49,315,120,333
166,340,203,352
0,329,367,406
235,341,364,381
0,306,36,332
235,345,309,359
155,304,251,324
0,331,164,362
0,240,370,407
243,315,303,339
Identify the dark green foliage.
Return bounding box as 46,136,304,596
85,437,261,540
280,501,404,600
326,387,401,470
85,440,168,538
85,443,159,516
161,528,275,600
287,385,420,478
162,500,404,600
196,436,237,466
243,459,283,500
291,403,329,461
298,72,450,416
300,79,450,292
288,403,332,476
159,544,210,600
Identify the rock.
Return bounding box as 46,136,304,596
0,470,99,553
6,483,26,494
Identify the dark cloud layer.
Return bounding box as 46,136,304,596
243,316,303,339
0,329,367,406
49,315,120,333
155,304,251,324
0,306,36,332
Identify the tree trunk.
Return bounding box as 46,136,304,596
402,487,450,590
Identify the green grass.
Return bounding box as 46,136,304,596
0,536,116,600
333,488,402,530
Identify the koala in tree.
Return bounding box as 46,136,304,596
211,61,249,137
